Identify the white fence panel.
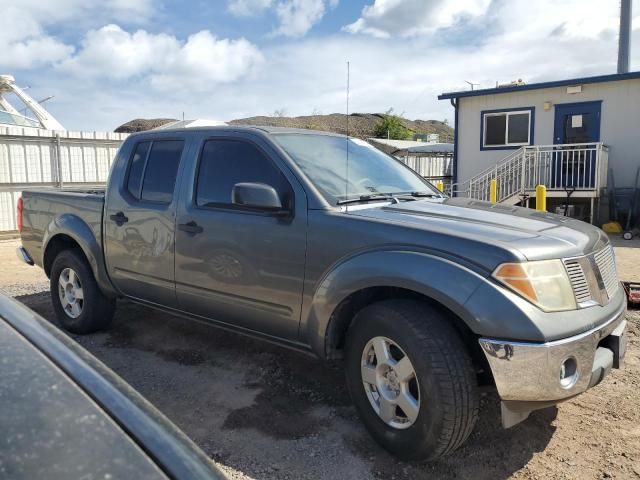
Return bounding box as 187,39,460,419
0,132,126,233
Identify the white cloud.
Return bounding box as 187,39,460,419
344,0,491,38
151,31,264,90
0,5,74,69
273,0,338,37
60,25,264,90
499,1,621,39
60,25,177,79
103,0,155,20
6,0,155,25
3,38,74,70
227,0,273,17
228,0,338,37
0,0,156,70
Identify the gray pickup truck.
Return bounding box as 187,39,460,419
18,126,627,460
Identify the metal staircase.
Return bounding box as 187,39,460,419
454,143,608,205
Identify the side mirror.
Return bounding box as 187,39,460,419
232,182,284,212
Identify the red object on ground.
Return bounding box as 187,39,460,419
625,282,640,304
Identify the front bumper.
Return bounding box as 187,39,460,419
479,298,627,427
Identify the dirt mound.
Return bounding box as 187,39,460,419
115,114,453,141
114,118,178,133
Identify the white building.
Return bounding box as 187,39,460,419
439,71,640,223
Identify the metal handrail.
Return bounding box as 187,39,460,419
463,142,606,203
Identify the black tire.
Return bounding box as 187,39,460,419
345,299,478,461
50,249,115,334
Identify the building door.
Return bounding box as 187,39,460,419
552,101,601,189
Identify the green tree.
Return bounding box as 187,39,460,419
374,108,412,140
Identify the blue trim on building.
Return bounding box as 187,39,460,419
552,100,603,108
480,106,535,151
438,71,640,100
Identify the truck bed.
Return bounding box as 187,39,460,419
20,189,105,269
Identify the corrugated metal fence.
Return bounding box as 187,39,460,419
398,153,454,193
0,126,126,232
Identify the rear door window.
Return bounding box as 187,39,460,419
126,140,184,203
140,140,184,203
127,141,150,199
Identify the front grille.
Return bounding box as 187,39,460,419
594,245,619,299
564,259,592,304
563,245,619,307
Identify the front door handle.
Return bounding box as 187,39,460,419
109,211,128,226
178,221,203,234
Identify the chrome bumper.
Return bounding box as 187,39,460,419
16,246,34,266
479,300,627,426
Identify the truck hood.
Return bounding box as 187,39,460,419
348,197,609,261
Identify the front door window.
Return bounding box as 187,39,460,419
560,113,592,144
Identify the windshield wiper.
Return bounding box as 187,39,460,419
410,191,442,198
337,191,443,206
336,194,396,206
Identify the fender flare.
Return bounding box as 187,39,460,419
302,250,488,359
42,214,117,297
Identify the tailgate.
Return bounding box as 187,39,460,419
20,189,105,268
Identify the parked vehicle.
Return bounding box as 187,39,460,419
17,126,628,460
0,289,223,479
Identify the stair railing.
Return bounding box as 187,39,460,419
462,143,605,203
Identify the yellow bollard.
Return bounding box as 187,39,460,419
536,184,547,211
489,179,497,203
435,180,444,192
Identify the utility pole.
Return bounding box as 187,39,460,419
618,0,632,74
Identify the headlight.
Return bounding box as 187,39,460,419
493,260,577,312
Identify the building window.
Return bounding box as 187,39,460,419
481,108,534,149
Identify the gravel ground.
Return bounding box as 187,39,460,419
1,238,639,480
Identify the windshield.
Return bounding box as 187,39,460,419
273,134,440,205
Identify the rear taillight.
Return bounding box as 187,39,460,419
16,197,23,232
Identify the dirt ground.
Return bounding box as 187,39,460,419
1,238,639,480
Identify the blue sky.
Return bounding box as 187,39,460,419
2,0,640,131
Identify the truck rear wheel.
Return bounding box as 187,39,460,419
50,249,115,334
345,299,478,460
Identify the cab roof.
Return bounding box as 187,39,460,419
128,124,347,138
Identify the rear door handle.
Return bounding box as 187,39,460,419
109,212,128,225
178,221,203,234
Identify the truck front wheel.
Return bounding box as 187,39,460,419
50,249,115,334
345,299,478,460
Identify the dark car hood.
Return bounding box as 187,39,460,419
348,197,608,261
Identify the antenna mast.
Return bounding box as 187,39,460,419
345,61,350,202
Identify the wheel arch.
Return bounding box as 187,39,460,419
303,250,488,362
325,286,490,376
44,233,84,276
42,214,117,297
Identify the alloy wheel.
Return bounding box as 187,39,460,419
58,267,84,319
361,336,420,429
